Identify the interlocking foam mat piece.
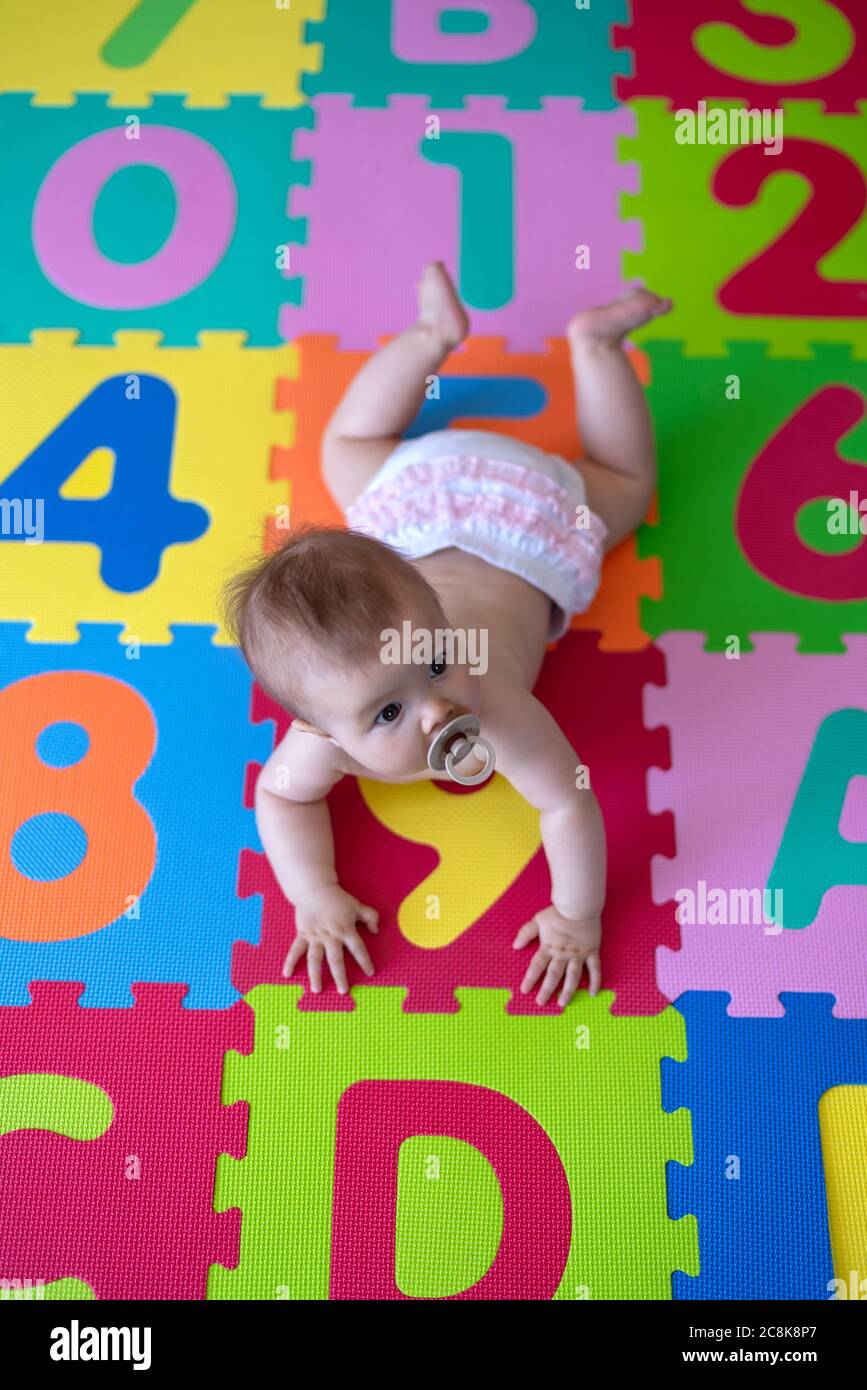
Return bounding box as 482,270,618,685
0,335,292,641
0,94,312,346
1,1,865,1301
209,986,695,1301
665,994,867,1300
234,634,677,1018
621,98,867,359
637,342,867,650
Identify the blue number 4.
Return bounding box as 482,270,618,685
1,375,208,592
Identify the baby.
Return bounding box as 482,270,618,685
222,263,671,1008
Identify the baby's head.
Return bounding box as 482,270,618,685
220,525,481,776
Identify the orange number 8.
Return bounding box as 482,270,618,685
1,671,156,942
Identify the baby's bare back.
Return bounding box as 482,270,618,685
413,546,554,691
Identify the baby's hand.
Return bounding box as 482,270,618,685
513,906,602,1008
283,885,379,994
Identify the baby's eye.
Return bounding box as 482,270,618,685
429,658,448,678
375,701,403,726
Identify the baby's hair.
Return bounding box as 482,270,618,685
219,524,446,725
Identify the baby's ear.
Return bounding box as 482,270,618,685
292,716,330,738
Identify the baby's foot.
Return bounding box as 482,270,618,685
568,289,673,348
416,261,469,349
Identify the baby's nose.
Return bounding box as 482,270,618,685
421,700,456,736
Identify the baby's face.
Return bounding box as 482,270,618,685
305,599,482,777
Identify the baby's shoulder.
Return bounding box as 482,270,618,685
478,673,541,748
256,718,346,802
479,677,579,810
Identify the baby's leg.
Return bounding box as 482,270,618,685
322,262,469,512
567,289,672,551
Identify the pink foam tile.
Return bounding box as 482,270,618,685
285,95,640,350
647,632,867,1016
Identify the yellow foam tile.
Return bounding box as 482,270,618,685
0,332,295,643
0,0,323,108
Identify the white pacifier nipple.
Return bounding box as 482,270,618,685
427,713,496,787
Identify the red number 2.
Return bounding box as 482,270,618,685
715,138,867,317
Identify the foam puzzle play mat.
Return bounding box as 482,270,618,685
1,0,865,1303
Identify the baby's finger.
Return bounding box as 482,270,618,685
512,918,539,950
357,904,380,933
282,934,308,977
536,957,566,1007
558,957,584,1009
324,939,349,995
585,950,602,997
344,930,376,978
519,946,550,994
307,942,324,994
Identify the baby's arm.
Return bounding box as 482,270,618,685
255,727,378,993
487,680,606,1007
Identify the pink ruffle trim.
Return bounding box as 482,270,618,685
346,453,608,575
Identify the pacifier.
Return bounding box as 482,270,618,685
427,713,496,786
